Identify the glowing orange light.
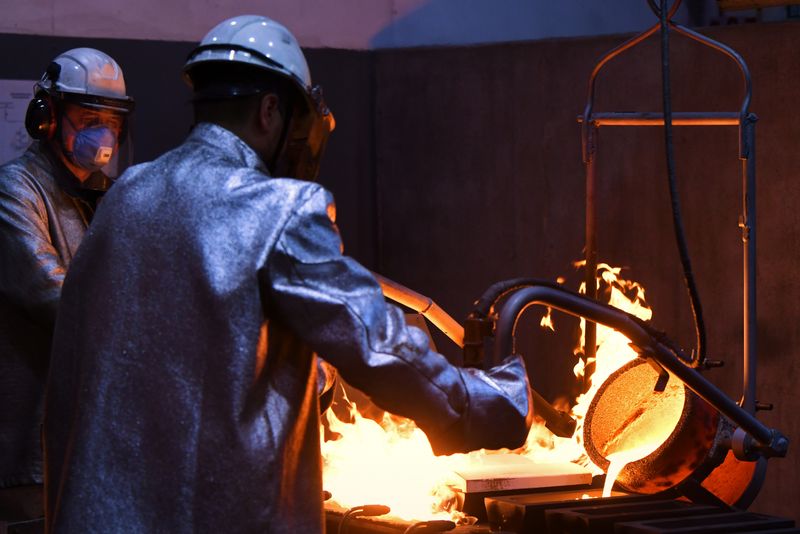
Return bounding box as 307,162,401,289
322,263,659,521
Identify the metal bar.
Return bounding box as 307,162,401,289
584,125,598,393
720,0,800,10
579,112,741,127
581,25,659,162
581,2,681,130
493,286,783,451
670,23,752,122
741,115,758,414
530,389,577,438
372,272,465,348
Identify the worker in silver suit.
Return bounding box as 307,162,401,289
43,15,532,533
0,48,133,524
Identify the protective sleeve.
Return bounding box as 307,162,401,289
265,184,532,454
0,172,64,327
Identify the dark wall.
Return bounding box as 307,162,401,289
373,22,800,520
307,49,377,268
2,18,799,521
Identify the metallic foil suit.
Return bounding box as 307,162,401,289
0,142,100,491
44,124,532,533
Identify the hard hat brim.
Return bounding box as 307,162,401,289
57,90,135,114
184,44,308,94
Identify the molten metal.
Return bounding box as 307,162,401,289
584,359,721,494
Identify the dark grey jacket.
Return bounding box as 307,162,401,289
0,142,97,488
44,124,532,533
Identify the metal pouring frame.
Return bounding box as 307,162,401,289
579,1,760,415
374,0,786,462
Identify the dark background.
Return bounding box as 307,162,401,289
1,20,798,520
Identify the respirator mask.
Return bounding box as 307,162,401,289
61,111,119,172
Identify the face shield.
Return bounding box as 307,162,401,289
57,93,135,184
273,84,335,182
186,58,335,182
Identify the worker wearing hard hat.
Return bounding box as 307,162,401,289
43,16,532,532
0,48,134,523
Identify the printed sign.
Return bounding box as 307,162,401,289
0,80,36,165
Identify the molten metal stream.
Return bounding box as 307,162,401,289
595,370,686,495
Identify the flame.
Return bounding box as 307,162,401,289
540,307,555,331
322,263,655,522
321,394,469,521
560,262,653,470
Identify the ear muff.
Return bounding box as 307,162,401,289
25,95,56,140
25,62,62,141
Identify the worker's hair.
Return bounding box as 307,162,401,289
189,62,294,126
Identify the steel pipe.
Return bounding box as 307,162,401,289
579,112,741,127
373,272,465,348
493,285,787,458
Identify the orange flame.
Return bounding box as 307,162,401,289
321,393,469,521
322,263,654,521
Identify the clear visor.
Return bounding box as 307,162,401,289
60,102,133,181
63,104,126,136
273,85,335,181
103,119,134,180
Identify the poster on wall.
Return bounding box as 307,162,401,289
0,79,36,166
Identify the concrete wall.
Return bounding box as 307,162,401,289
0,0,693,48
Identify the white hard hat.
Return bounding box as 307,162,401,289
37,47,134,112
184,15,335,182
183,14,311,95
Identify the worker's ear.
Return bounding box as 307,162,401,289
258,93,281,134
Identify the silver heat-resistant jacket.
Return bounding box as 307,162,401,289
44,123,532,533
0,142,98,488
